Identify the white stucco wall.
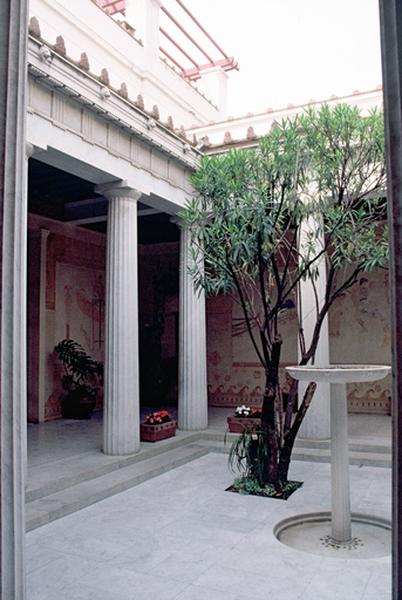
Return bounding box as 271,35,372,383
29,0,225,127
187,88,383,147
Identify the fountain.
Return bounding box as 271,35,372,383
274,364,391,558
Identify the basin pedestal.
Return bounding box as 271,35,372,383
330,382,351,544
274,365,391,556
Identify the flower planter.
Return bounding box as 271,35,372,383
61,387,97,420
140,420,177,442
227,416,261,433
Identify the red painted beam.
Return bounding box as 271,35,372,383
160,4,213,63
160,26,200,69
159,46,186,74
183,57,239,80
175,0,229,60
97,0,126,16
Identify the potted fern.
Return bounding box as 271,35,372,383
54,339,103,419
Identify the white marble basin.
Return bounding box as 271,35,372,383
284,362,391,548
286,364,391,384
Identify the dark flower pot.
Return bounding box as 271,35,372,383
61,386,97,419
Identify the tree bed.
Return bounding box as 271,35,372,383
226,477,303,500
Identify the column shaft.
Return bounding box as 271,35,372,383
298,215,331,439
103,190,140,455
178,226,208,430
0,1,29,597
330,383,351,543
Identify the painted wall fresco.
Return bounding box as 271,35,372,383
329,269,391,414
30,227,180,421
28,215,106,421
207,292,298,408
46,262,105,418
55,263,105,356
45,240,106,419
207,269,391,414
28,216,390,420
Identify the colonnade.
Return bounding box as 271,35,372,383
97,182,208,456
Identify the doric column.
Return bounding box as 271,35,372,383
0,1,30,596
298,215,330,439
176,221,208,430
96,182,141,455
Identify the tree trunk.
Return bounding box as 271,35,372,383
278,438,294,485
261,374,280,487
277,381,317,484
260,335,283,487
258,335,320,490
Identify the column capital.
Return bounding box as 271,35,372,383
40,227,50,240
26,142,34,159
29,227,50,242
170,215,184,228
171,215,196,230
95,181,142,202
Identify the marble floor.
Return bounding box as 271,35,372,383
28,408,391,469
26,452,391,600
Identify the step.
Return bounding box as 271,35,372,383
27,432,391,532
27,430,202,502
294,438,391,455
26,442,207,531
204,429,391,453
292,446,391,468
195,437,391,468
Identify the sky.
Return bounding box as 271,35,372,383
168,0,383,117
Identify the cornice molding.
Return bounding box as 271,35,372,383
27,36,202,170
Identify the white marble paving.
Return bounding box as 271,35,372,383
27,453,391,600
27,410,391,469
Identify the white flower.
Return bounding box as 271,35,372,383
235,404,252,417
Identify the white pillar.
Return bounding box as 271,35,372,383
298,216,331,439
96,182,141,455
199,66,228,116
176,222,208,430
126,0,161,58
0,0,29,596
330,382,352,543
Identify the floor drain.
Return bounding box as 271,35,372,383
320,535,364,550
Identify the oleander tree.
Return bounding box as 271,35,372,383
181,104,388,491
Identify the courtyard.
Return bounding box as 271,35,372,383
27,450,391,600
25,409,392,598
1,0,401,598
